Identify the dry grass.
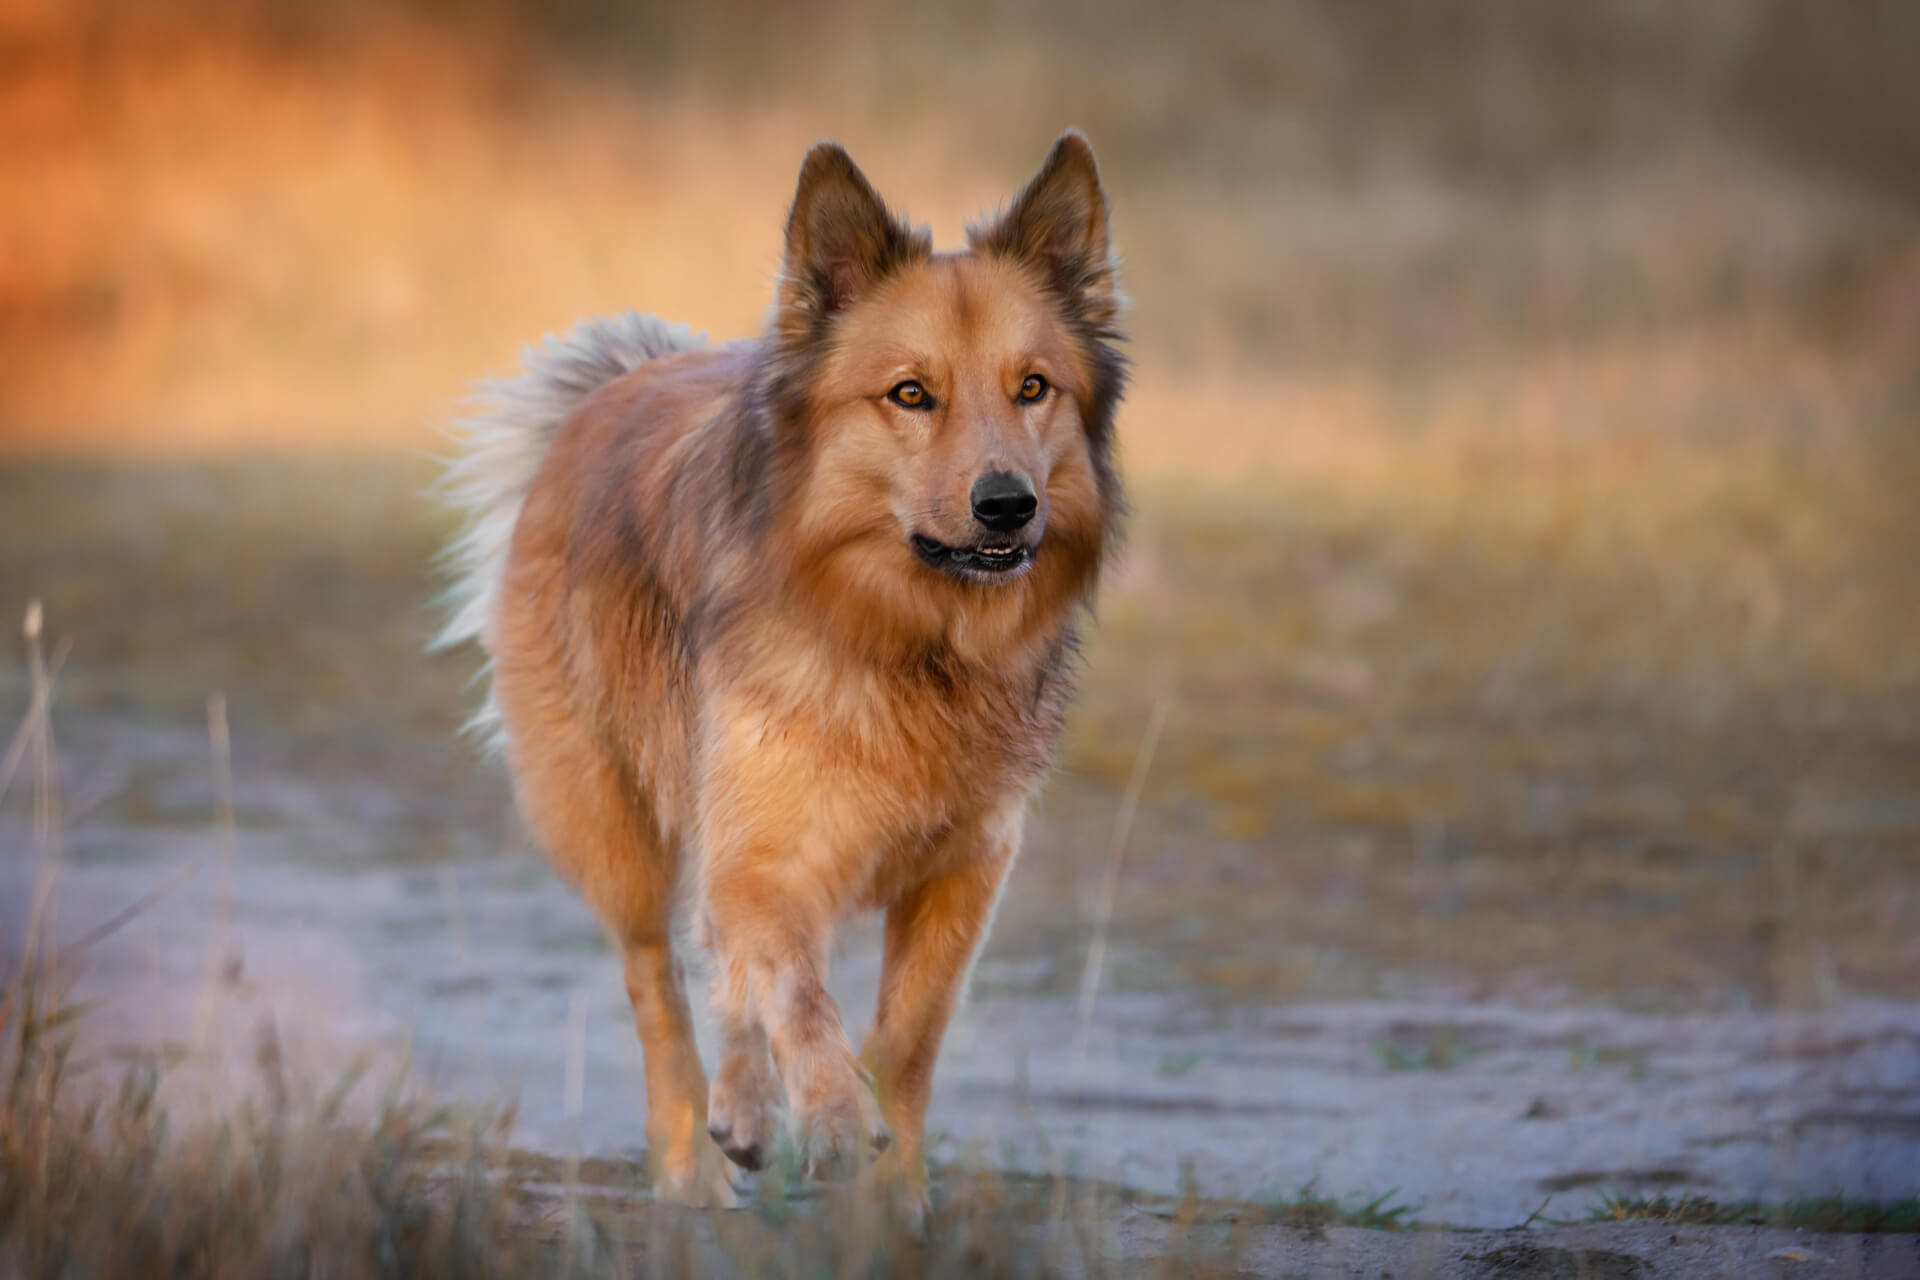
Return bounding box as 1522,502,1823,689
4,0,1918,455
1,991,563,1278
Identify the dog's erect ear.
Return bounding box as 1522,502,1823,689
970,130,1118,328
779,144,928,326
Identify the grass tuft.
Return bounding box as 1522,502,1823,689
1583,1191,1920,1234
1261,1179,1420,1232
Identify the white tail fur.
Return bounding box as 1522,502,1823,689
433,311,706,744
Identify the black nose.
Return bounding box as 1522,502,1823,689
969,471,1038,532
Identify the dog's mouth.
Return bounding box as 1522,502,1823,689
911,534,1034,583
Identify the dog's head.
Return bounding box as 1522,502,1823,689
766,132,1126,655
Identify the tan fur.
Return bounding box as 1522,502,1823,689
445,132,1125,1213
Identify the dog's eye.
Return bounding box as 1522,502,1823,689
1018,374,1049,403
888,380,932,410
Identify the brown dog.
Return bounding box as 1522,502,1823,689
437,132,1124,1212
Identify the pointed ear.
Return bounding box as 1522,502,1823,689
779,143,928,327
969,130,1118,327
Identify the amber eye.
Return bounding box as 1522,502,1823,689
1018,374,1049,403
888,380,932,410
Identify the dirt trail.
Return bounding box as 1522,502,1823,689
5,716,1914,1236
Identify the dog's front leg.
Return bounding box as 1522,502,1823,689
701,838,890,1182
705,1013,782,1173
859,804,1021,1213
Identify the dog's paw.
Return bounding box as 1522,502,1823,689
853,1146,931,1237
708,1049,785,1172
790,1058,891,1182
651,1141,743,1209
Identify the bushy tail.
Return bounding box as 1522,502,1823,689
433,311,706,743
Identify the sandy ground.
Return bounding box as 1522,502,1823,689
1104,1220,1920,1278
5,713,1915,1242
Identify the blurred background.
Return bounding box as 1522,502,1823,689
2,0,1917,1231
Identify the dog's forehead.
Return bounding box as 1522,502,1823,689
857,254,1061,362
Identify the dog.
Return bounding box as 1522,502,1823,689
437,131,1125,1213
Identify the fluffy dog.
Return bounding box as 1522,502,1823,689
438,131,1125,1211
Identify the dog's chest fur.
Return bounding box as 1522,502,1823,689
700,624,1075,897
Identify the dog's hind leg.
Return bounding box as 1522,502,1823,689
505,712,738,1207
